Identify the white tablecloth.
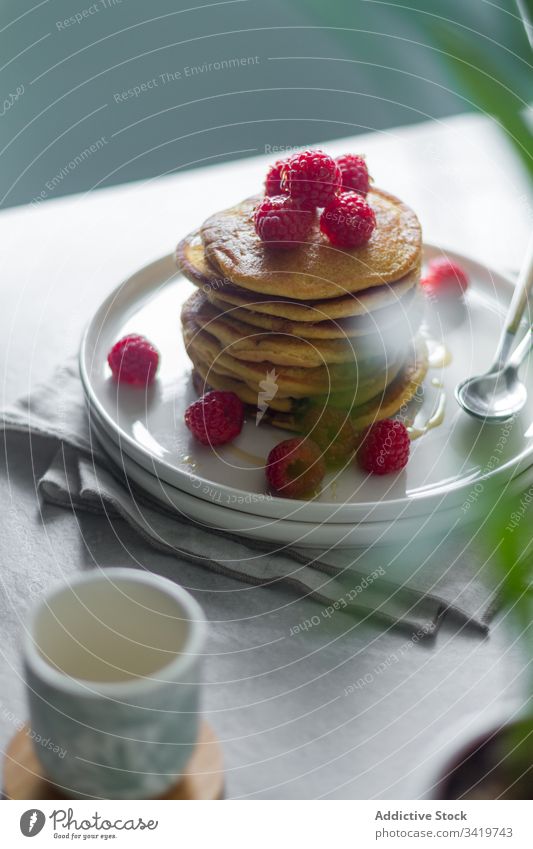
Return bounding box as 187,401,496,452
0,114,531,799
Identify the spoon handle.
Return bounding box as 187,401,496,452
508,328,533,370
491,233,533,372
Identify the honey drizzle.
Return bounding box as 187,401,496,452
408,392,446,441
225,444,265,466
425,337,453,368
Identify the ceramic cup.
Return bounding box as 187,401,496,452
23,568,206,799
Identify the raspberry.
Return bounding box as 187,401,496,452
422,257,469,295
281,149,341,207
358,419,410,475
264,159,288,196
185,390,244,446
320,192,376,248
336,153,371,196
266,438,326,498
254,195,316,249
299,405,357,469
107,334,159,386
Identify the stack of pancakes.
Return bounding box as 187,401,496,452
176,188,428,431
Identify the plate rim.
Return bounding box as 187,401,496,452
90,408,513,549
79,245,532,522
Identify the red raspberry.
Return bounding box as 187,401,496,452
254,195,316,249
422,257,469,295
264,159,288,196
358,419,410,475
299,405,357,469
185,390,244,446
266,438,326,498
281,149,341,207
320,192,376,248
107,334,159,386
336,153,371,196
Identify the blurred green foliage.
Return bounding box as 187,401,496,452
294,0,532,179
1,0,530,206
484,480,533,790
427,7,532,181
487,484,533,639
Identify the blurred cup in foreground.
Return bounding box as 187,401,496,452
23,567,206,799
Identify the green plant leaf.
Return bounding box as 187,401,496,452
429,22,533,181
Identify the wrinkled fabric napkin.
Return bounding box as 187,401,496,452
0,361,501,636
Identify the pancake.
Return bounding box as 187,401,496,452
178,179,428,435
176,230,230,289
200,189,422,299
191,361,294,412
207,285,424,340
189,347,396,413
182,315,406,401
176,231,421,322
181,290,413,368
190,337,428,432
266,337,429,432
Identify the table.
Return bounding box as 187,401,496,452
0,114,531,799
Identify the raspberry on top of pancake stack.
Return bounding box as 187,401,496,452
177,149,428,435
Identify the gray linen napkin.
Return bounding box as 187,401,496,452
0,361,500,635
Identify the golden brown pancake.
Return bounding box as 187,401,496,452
204,273,420,323
181,290,411,368
178,183,427,433
192,361,294,412
190,338,428,432
190,347,400,412
200,189,422,299
207,286,423,340
176,230,227,288
266,337,429,431
176,231,229,289
182,315,406,401
176,230,421,322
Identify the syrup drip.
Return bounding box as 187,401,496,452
225,445,265,466
425,337,453,368
408,392,446,441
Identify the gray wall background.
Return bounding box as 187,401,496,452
0,0,529,209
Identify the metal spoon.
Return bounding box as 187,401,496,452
455,234,533,420
455,328,533,421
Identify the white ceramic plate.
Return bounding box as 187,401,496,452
80,247,533,524
90,408,529,549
